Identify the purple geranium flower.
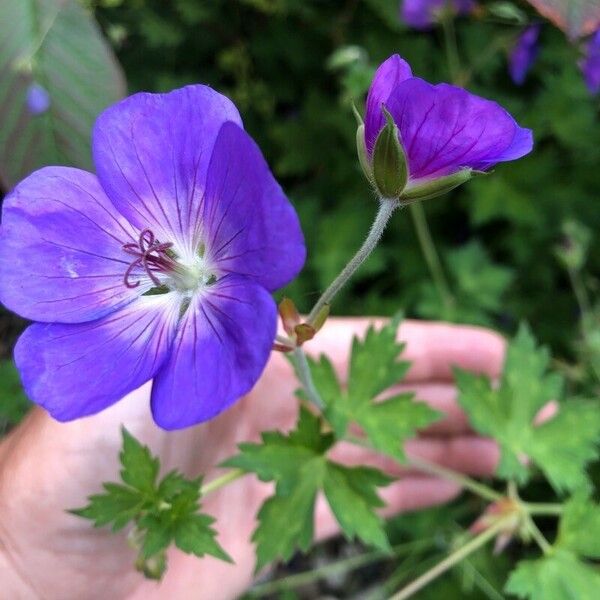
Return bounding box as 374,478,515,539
0,85,305,429
363,55,533,191
581,29,600,94
401,0,475,30
26,82,51,115
509,24,541,85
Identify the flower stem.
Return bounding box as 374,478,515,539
292,346,324,409
389,516,513,600
522,502,564,516
409,203,454,312
523,513,552,555
250,538,433,597
306,198,397,325
441,11,461,83
200,468,245,496
408,455,501,502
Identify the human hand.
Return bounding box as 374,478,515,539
0,318,504,600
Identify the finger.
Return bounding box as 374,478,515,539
315,476,461,541
330,435,499,478
305,318,505,384
405,437,499,477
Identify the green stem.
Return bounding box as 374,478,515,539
200,468,245,496
408,455,501,503
523,514,552,555
307,198,397,325
440,12,461,82
389,517,513,600
409,203,454,311
523,503,564,516
292,346,323,409
250,539,433,597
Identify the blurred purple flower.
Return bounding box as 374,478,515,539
364,55,533,186
0,86,305,429
581,29,600,94
401,0,475,30
26,82,51,115
509,24,541,85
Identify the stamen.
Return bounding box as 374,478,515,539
122,228,176,289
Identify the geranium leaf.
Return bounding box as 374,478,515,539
456,324,600,491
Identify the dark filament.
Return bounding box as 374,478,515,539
123,229,175,289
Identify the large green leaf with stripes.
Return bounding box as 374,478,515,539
0,0,125,189
525,0,600,38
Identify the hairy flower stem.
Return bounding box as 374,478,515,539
409,202,454,311
200,468,245,496
408,455,502,502
293,347,324,409
306,198,398,325
390,516,514,600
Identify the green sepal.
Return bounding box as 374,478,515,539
401,168,485,203
371,108,408,199
356,123,373,184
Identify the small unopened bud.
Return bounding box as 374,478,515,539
401,168,481,204
371,108,408,199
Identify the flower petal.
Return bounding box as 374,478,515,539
0,167,142,323
365,55,413,153
92,85,242,250
401,0,475,31
151,275,276,429
509,24,541,86
199,122,305,291
386,78,533,180
14,294,181,421
581,30,600,95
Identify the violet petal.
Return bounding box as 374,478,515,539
0,167,142,324
151,274,276,429
14,294,181,421
92,85,242,251
201,122,306,292
385,78,533,180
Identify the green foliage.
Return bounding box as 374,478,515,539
72,428,231,579
505,549,600,600
556,494,600,559
0,360,31,430
0,0,125,188
304,318,439,459
456,325,600,492
224,407,392,571
417,240,514,325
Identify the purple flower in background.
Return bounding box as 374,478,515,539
0,86,305,429
363,55,533,191
581,30,600,94
401,0,475,30
26,82,51,115
509,24,541,85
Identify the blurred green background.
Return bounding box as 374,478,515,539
1,0,599,597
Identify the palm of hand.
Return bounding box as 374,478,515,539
0,318,503,600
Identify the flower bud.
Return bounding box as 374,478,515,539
371,108,408,199
400,168,482,204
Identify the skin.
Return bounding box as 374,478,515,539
0,318,505,600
